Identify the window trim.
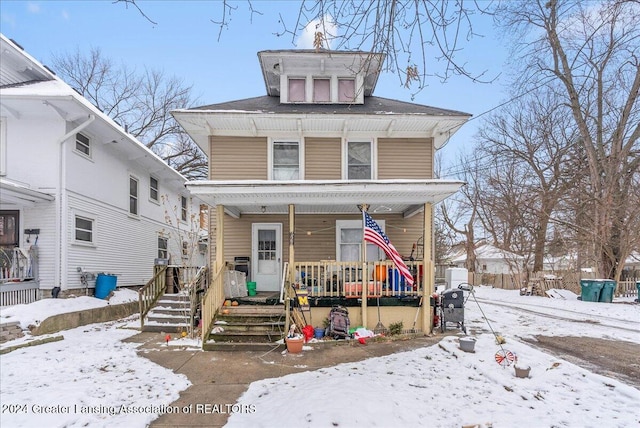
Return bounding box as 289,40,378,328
342,138,376,180
268,138,304,180
149,176,159,203
335,219,384,262
74,132,92,158
73,214,96,246
337,78,356,103
129,175,139,216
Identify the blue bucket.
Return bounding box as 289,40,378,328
388,268,406,292
95,274,117,299
314,327,325,339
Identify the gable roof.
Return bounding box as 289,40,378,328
0,34,187,187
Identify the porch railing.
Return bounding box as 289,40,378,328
186,266,208,338
200,264,228,344
138,265,167,330
0,281,40,307
291,260,424,298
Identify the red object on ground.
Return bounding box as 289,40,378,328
165,334,171,344
302,325,314,342
358,337,367,345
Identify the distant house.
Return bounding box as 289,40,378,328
173,48,470,338
0,34,206,305
450,243,525,275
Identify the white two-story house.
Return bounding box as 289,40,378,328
0,34,206,305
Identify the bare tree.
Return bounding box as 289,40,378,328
51,47,207,180
476,91,576,272
496,0,640,280
115,0,498,93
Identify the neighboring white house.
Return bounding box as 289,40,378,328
0,34,206,303
450,243,526,275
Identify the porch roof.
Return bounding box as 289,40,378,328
0,178,55,206
186,179,464,217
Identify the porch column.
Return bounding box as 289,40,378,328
285,204,295,335
361,204,369,329
288,204,295,283
422,202,433,334
215,205,225,273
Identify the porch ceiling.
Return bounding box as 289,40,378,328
0,178,55,207
187,179,465,217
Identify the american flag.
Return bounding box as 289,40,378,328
363,211,414,287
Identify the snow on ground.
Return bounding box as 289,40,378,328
1,287,639,428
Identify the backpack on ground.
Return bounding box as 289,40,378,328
328,305,350,339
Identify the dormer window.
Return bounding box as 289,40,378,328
338,79,356,103
313,78,331,102
288,78,305,103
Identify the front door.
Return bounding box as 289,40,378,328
251,223,282,292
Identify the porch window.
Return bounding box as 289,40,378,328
149,176,159,202
158,235,168,259
75,132,91,157
288,78,305,102
272,141,300,180
336,220,383,262
313,78,330,102
338,78,355,102
74,215,94,243
129,176,139,215
347,141,372,179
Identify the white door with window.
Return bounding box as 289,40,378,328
252,223,282,292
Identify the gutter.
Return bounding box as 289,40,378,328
56,115,95,291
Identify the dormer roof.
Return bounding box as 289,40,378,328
258,49,385,97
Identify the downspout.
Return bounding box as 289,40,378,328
56,115,96,291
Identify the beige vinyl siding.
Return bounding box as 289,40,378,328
305,138,341,180
209,136,267,180
213,212,424,265
377,138,433,179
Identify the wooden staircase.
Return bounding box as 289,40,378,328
141,293,191,334
203,304,286,352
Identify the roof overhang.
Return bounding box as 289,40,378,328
0,178,55,207
187,179,464,218
172,110,468,153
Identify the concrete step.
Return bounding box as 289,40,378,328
214,321,286,332
159,293,190,302
208,330,284,343
147,313,189,324
203,341,285,352
141,322,190,333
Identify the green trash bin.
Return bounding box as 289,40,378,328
598,280,617,303
246,281,257,296
580,279,604,302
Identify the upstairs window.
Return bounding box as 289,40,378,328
313,78,331,102
288,78,306,102
129,176,139,215
181,196,188,222
75,133,91,157
338,79,356,102
272,141,300,180
149,176,159,202
347,141,372,179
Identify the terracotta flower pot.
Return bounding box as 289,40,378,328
286,337,304,353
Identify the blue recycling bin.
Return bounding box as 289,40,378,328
598,280,617,303
95,273,117,299
580,279,603,302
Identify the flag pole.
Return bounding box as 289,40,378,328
359,204,369,329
